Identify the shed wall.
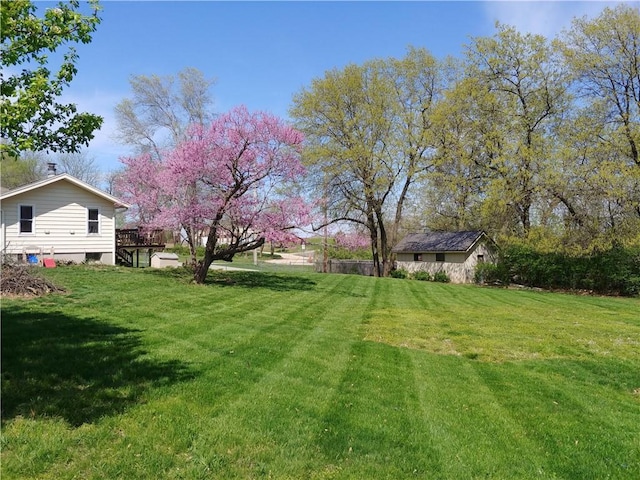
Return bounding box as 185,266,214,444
151,253,182,268
395,240,497,283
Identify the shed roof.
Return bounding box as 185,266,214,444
392,231,490,253
0,173,129,209
151,252,179,260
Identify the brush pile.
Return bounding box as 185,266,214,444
0,263,65,297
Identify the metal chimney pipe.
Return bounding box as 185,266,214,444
47,162,57,177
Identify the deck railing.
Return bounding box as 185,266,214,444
116,228,166,248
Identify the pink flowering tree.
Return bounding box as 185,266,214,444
334,231,371,251
118,105,309,283
327,230,372,260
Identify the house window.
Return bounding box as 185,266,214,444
88,208,99,234
435,252,445,262
477,254,485,263
19,205,34,234
85,252,101,262
413,253,422,261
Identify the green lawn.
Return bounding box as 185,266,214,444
2,266,639,479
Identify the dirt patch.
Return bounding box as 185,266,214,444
264,251,314,265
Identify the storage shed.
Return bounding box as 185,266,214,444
150,252,182,268
392,231,497,283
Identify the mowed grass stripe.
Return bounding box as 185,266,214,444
171,276,375,478
362,281,640,363
317,340,444,478
472,360,639,478
65,272,372,479
408,353,551,478
358,279,555,476
112,273,372,479
2,266,639,479
346,276,639,478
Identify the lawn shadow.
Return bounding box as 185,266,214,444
142,267,317,292
1,305,194,427
205,270,317,291
140,265,194,282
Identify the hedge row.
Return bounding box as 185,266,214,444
475,244,640,296
391,268,450,283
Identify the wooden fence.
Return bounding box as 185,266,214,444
315,259,375,276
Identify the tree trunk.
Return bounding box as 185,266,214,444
554,192,584,227
367,212,381,277
518,191,532,235
192,214,223,283
376,207,392,277
184,226,199,271
193,257,211,284
192,233,266,284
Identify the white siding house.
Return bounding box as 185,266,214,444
392,231,498,283
0,173,129,265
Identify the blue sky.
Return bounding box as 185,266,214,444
42,0,632,174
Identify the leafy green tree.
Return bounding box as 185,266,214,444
291,48,443,276
425,25,570,237
382,47,444,260
1,0,103,156
0,152,45,190
292,62,392,276
561,4,640,169
558,4,640,241
425,74,491,231
463,24,570,236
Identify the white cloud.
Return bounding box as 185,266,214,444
481,1,622,39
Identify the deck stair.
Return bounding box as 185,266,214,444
116,228,166,267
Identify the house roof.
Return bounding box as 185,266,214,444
392,231,491,253
0,173,129,209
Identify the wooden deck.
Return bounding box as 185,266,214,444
116,228,166,267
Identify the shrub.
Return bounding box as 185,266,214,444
327,245,372,260
413,270,431,281
165,245,206,257
390,268,408,279
432,271,450,283
474,262,508,285
497,243,640,296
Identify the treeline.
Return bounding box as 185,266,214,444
422,5,640,250
292,5,640,278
